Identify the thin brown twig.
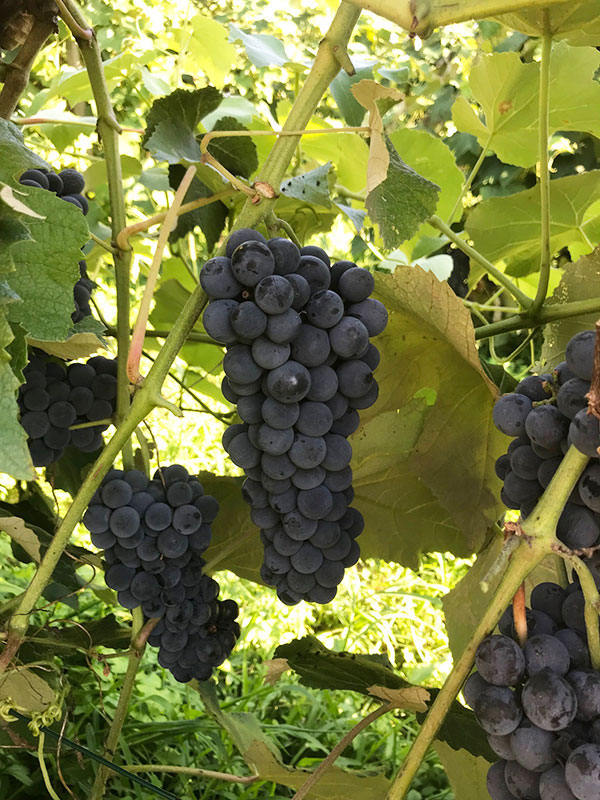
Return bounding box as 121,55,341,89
54,0,92,39
513,584,527,647
126,764,259,784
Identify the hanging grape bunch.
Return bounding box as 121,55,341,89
18,167,93,323
82,464,240,683
200,229,387,606
493,330,600,551
465,579,600,800
18,353,118,467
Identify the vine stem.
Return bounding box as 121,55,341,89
126,765,258,784
428,215,532,310
90,608,148,799
38,732,61,800
0,15,57,120
343,0,570,35
0,281,208,675
474,297,600,340
513,584,527,647
558,552,600,670
292,703,391,800
529,13,553,318
446,131,493,224
219,1,362,242
386,444,589,800
63,0,134,469
116,188,236,251
127,165,196,384
54,0,93,39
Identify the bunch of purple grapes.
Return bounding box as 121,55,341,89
18,352,117,466
18,167,93,323
82,464,240,683
494,330,600,550
466,580,600,800
200,229,387,606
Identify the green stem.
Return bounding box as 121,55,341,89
126,765,257,784
529,15,553,318
559,553,600,670
220,1,361,242
66,0,133,469
90,608,146,800
446,131,493,224
386,444,589,800
428,215,532,310
386,539,545,800
474,297,600,340
292,704,391,800
0,282,208,675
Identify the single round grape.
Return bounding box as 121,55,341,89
321,434,352,471
569,409,600,457
522,669,577,731
306,583,337,604
291,466,326,490
266,361,311,404
329,317,370,359
268,237,300,274
567,670,600,722
306,290,345,329
282,509,318,541
578,464,600,512
557,504,599,549
83,504,111,533
504,760,541,800
20,169,50,189
488,733,515,761
200,256,243,299
307,365,338,402
475,635,525,686
565,744,600,799
256,424,294,456
254,275,294,314
300,245,330,266
348,379,379,410
336,360,373,399
296,402,333,437
261,452,296,480
109,506,140,537
322,530,352,560
252,337,290,370
297,255,331,293
285,273,311,309
315,559,344,588
562,592,587,636
48,400,76,428
463,672,491,708
290,542,324,574
493,394,533,437
43,425,70,449
105,563,136,591
203,299,238,344
228,432,261,469
526,405,569,449
172,504,202,535
101,479,133,509
473,685,522,735
557,378,591,420
539,765,578,800
157,527,189,558
555,629,590,670
262,397,300,430
289,434,326,469
225,228,268,258
510,445,543,481
338,267,375,302
237,393,265,424
566,330,596,381
223,344,263,384
290,324,331,368
266,307,302,344
144,502,173,531
524,634,570,676
310,520,341,549
22,387,49,412
272,528,303,557
130,572,160,602
287,568,316,594
166,481,193,507
231,240,275,287
269,487,298,514
297,485,333,520
347,298,388,336
59,168,85,194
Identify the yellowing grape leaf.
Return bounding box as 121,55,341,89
0,516,41,562
434,742,491,800
367,684,430,711
351,80,403,193
0,668,55,713
496,2,600,45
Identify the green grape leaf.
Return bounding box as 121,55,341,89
279,162,334,207
0,320,34,479
434,742,491,800
143,87,222,162
5,187,89,341
168,165,229,251
365,137,440,248
355,267,505,567
197,682,391,799
452,44,600,168
274,636,427,704
496,2,600,45
389,129,464,224
206,116,258,179
274,195,340,244
540,247,600,369
5,321,26,381
330,60,376,127
466,171,600,276
46,446,102,498
229,23,290,68
0,668,55,713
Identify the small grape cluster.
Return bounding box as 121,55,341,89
200,229,387,605
465,580,600,800
18,352,117,466
18,167,93,323
493,330,600,550
82,465,240,683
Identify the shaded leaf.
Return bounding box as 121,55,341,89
273,635,417,695
0,668,55,714
334,201,366,233
354,268,504,567
0,184,45,218
0,516,40,562
540,246,600,369
168,165,228,251
466,171,600,276
434,741,491,800
143,87,222,148
207,117,258,179
279,162,333,207
330,61,376,127
0,357,33,480
367,684,429,711
420,695,496,760
496,2,600,45
46,445,102,498
365,138,440,248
